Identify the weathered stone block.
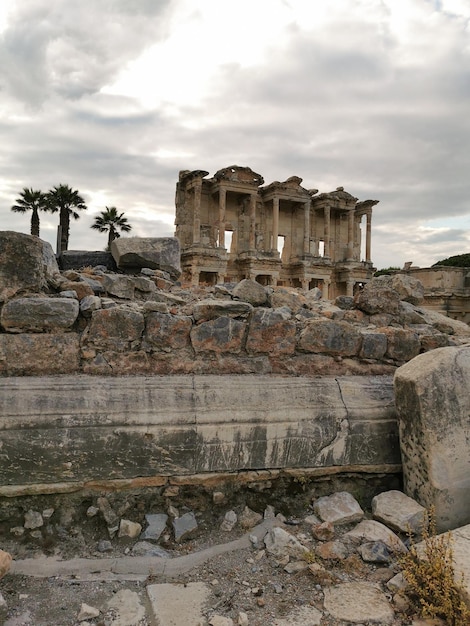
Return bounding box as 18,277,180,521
111,237,181,280
193,299,253,322
190,317,245,353
382,327,420,362
0,375,397,485
143,313,192,351
0,334,80,375
360,332,387,360
372,490,426,534
390,274,424,305
0,231,59,302
58,250,116,271
395,345,470,531
299,319,362,356
58,280,94,301
354,276,400,315
270,287,307,312
232,279,269,306
102,274,135,299
85,307,145,351
246,308,296,355
1,297,79,332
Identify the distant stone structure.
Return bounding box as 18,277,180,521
175,166,378,298
396,265,470,324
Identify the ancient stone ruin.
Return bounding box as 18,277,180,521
175,166,377,297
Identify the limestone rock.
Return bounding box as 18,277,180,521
390,273,425,305
190,317,245,354
359,541,391,563
0,550,12,579
232,278,269,306
360,331,387,360
354,275,401,315
372,490,427,534
59,279,94,301
245,307,296,355
209,616,234,626
313,491,364,526
97,497,120,538
220,510,237,532
140,513,168,542
85,308,145,351
193,299,253,321
343,519,407,553
270,287,307,312
58,250,116,271
382,327,420,362
118,519,142,539
143,313,192,351
102,274,135,299
147,582,211,626
238,506,263,529
323,582,395,624
79,295,102,317
311,521,335,541
264,527,308,559
395,345,470,531
299,318,362,356
0,231,59,302
0,333,80,375
78,603,100,621
1,297,79,333
173,511,198,542
111,237,181,280
315,539,348,560
24,510,43,529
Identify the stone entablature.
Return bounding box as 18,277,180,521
175,166,378,298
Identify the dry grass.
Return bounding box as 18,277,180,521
399,508,470,625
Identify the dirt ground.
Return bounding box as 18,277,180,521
0,484,424,626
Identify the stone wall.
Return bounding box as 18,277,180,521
1,231,470,497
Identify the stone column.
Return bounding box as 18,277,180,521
322,278,330,300
218,187,226,248
323,206,330,258
347,210,355,261
272,197,279,251
249,193,256,250
366,211,372,262
193,180,202,244
304,200,311,254
346,279,355,297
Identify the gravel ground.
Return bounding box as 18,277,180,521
0,497,426,626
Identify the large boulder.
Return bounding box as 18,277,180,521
58,250,116,271
1,297,79,332
394,345,470,531
111,237,181,281
390,274,424,305
0,231,59,302
354,276,401,315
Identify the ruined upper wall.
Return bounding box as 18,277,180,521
1,232,469,378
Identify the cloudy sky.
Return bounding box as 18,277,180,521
1,0,469,270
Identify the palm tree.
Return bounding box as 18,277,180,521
46,184,87,252
91,206,132,249
11,188,50,237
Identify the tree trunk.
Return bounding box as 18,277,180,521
60,208,70,252
31,208,40,237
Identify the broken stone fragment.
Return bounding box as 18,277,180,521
220,510,237,532
97,497,120,538
173,511,198,542
0,550,12,579
264,527,308,559
140,513,168,542
24,510,43,529
118,519,142,539
77,602,100,621
232,278,269,307
238,506,263,529
343,519,407,554
313,491,364,526
372,490,426,534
